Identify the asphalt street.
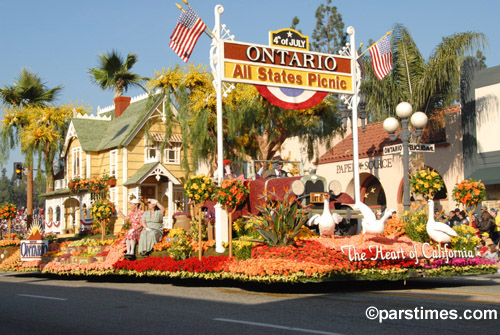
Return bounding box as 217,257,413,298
0,272,498,334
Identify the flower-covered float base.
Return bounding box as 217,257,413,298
1,234,497,283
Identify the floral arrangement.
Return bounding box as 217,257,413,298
248,189,309,246
410,168,444,200
451,224,481,251
183,174,214,204
0,203,17,220
91,200,116,220
69,175,116,196
165,228,193,260
383,216,406,237
114,255,229,274
402,208,430,243
216,178,249,209
69,177,90,194
91,200,116,241
452,179,486,222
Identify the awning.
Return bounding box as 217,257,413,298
150,133,182,143
467,167,500,185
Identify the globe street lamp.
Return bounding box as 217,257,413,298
383,102,428,212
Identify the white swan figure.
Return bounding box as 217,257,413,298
307,192,343,236
356,202,393,235
426,199,457,243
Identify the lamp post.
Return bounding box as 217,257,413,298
383,102,428,212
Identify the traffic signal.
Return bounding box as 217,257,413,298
14,162,23,179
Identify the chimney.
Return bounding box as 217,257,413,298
114,96,131,118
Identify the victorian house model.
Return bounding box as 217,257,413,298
43,94,188,234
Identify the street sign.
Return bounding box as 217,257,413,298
383,143,435,155
409,143,435,152
383,144,403,155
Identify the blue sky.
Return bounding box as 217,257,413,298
1,0,498,175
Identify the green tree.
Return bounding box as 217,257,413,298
3,104,88,193
147,65,343,176
88,50,149,98
359,24,486,120
0,69,62,227
310,0,347,54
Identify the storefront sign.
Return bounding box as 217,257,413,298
20,240,48,261
223,41,353,94
383,143,435,155
336,158,393,174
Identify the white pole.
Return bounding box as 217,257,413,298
211,5,226,253
347,26,361,205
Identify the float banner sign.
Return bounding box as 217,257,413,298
223,41,353,94
20,240,49,261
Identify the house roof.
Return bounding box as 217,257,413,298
123,162,181,186
317,105,460,165
69,95,160,152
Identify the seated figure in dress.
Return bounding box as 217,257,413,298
138,198,165,256
117,196,144,257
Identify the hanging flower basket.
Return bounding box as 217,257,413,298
106,179,117,186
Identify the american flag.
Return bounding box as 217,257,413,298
369,36,393,80
169,7,207,63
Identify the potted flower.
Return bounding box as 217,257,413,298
0,202,17,238
90,199,116,241
216,178,249,257
183,174,215,259
452,178,486,225
410,168,444,200
102,174,117,186
69,177,90,194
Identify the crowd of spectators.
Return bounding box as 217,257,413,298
0,206,44,238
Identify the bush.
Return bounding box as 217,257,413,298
246,189,310,246
451,224,481,251
402,208,430,243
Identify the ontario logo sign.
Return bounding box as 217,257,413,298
222,29,353,109
20,221,48,261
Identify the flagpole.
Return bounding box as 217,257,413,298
177,1,215,38
210,4,227,254
348,26,361,206
357,30,392,58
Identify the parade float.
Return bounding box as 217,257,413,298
0,175,497,283
1,5,497,283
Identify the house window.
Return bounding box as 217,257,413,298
110,149,118,177
109,187,118,214
145,140,160,163
164,142,181,164
173,186,185,211
72,147,81,178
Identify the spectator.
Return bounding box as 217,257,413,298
478,206,495,236
456,210,468,226
489,208,500,245
482,238,499,262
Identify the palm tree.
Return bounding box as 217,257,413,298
360,24,486,120
88,50,149,98
0,68,62,228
